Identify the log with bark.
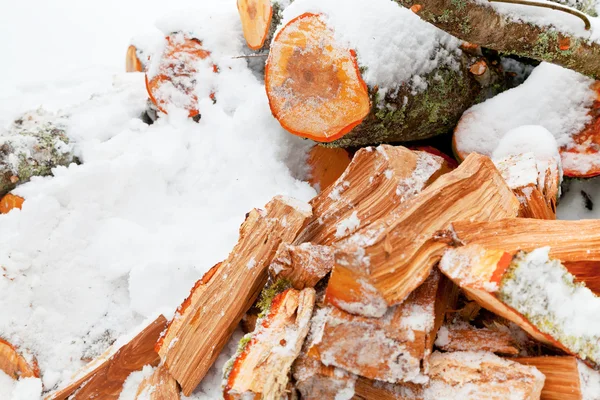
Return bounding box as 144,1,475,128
46,315,168,400
223,286,316,399
0,193,24,214
157,196,311,396
393,0,600,79
439,245,600,367
269,243,334,289
0,338,39,380
1,109,75,197
296,145,448,246
511,356,583,399
325,153,519,317
265,9,503,146
435,324,520,355
134,364,180,400
309,270,456,383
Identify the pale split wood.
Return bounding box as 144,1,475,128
295,145,447,246
511,356,582,400
292,350,357,400
158,196,312,396
45,315,168,400
0,338,38,380
424,351,545,399
435,324,519,356
223,287,316,399
269,242,333,289
353,377,423,400
326,153,519,317
135,364,180,400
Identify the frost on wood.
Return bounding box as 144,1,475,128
296,145,447,246
223,287,315,399
512,356,582,400
354,377,423,400
157,196,312,396
325,154,519,317
439,245,600,367
46,315,167,400
310,271,454,383
269,243,333,289
0,108,75,197
494,152,560,219
423,351,545,399
0,338,38,380
292,350,356,400
435,324,519,355
134,364,180,400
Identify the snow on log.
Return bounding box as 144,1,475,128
134,364,180,400
269,243,333,289
439,245,600,367
448,218,600,293
145,32,215,119
1,109,75,197
46,315,168,400
306,146,352,192
453,63,600,178
0,338,38,380
423,351,545,399
435,324,519,356
325,154,519,317
494,152,560,219
157,196,312,396
265,0,495,146
393,0,600,79
292,350,357,400
511,356,582,400
310,271,456,383
296,145,447,246
0,193,24,214
223,287,315,399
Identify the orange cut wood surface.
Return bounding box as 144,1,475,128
126,45,144,72
237,0,272,50
307,146,352,191
0,338,39,380
0,193,24,214
265,13,370,142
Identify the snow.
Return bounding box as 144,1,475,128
0,373,43,400
279,0,462,93
335,211,361,238
578,359,600,400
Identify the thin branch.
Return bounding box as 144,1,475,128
488,0,591,30
232,54,269,59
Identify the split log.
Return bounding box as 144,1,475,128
423,351,545,399
265,9,496,146
238,0,289,51
296,145,447,246
292,351,357,400
393,0,600,79
157,196,311,396
1,109,75,197
435,324,519,355
494,152,560,219
439,245,600,366
135,364,180,400
310,271,456,383
145,32,214,119
353,377,423,400
448,218,600,293
223,287,315,399
269,243,333,289
0,338,38,380
126,45,144,73
0,193,24,214
306,146,352,192
325,153,519,317
512,356,582,399
46,315,167,400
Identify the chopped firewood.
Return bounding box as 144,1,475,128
46,315,167,400
494,152,560,219
307,146,352,192
424,351,545,399
0,193,24,214
0,338,38,380
296,145,447,246
126,45,144,72
292,351,357,400
511,356,581,400
158,196,312,396
265,11,496,145
237,0,273,50
269,243,333,289
145,32,214,118
241,306,260,334
223,287,316,399
326,153,519,317
411,146,458,170
354,377,423,400
135,364,180,400
448,218,600,293
435,324,519,356
439,245,600,367
310,271,456,383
